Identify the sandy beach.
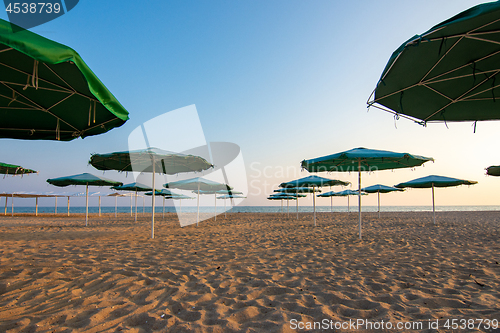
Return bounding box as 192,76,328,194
0,211,499,332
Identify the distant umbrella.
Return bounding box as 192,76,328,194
274,187,321,219
361,184,403,218
164,177,231,225
0,162,37,175
318,190,367,214
217,194,246,217
486,165,500,176
267,193,299,215
302,147,433,239
280,176,349,226
111,182,152,222
47,173,122,225
395,175,477,224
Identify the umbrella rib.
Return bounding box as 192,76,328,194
420,36,463,83
0,62,75,94
0,47,13,54
0,80,78,94
0,81,80,132
42,62,99,101
424,70,500,121
421,49,500,84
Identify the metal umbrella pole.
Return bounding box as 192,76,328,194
85,184,89,226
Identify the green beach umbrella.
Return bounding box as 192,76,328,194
164,177,231,225
368,1,500,124
46,173,122,225
0,19,129,140
217,193,246,218
274,186,322,220
301,147,433,239
395,175,477,224
111,182,152,222
267,193,300,215
486,165,500,176
90,148,212,238
0,162,36,175
145,189,193,217
279,175,349,225
361,184,404,218
318,189,367,214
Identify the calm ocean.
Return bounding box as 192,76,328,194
3,205,500,214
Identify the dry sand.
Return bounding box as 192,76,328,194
0,211,499,332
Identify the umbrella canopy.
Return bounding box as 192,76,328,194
111,182,151,192
0,19,129,140
395,175,477,224
89,148,212,174
164,177,232,225
90,148,213,238
46,173,122,225
361,184,404,218
279,176,349,225
317,189,366,213
369,2,500,123
302,147,433,239
318,189,366,197
0,162,37,175
486,165,500,176
274,187,320,194
217,194,246,199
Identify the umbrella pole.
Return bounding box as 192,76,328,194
378,191,381,219
214,194,217,221
180,199,182,213
296,188,299,219
313,185,316,227
67,197,70,216
85,184,89,227
163,197,165,219
197,183,200,226
432,184,436,225
281,199,283,213
135,190,138,222
287,199,289,218
11,194,13,216
130,195,132,217
151,162,156,239
55,196,57,215
348,195,350,213
115,196,117,218
358,164,362,240
224,198,227,218
331,196,333,213
4,197,7,215
98,196,101,217
35,197,38,216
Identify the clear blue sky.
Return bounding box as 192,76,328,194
2,0,498,208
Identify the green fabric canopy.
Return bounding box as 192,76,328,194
302,147,433,239
486,165,500,176
369,1,500,123
0,161,36,175
0,19,129,140
395,175,477,224
46,173,122,225
89,148,213,175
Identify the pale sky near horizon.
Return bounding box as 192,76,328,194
1,0,499,208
